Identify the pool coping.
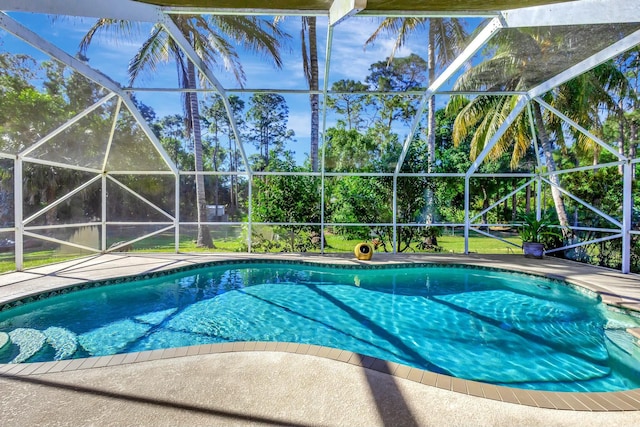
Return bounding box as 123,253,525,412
2,252,640,412
3,342,640,412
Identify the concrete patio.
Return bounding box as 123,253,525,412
2,253,640,426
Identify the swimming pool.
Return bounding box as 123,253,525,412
1,261,640,392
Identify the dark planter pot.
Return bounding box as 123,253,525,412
523,242,545,259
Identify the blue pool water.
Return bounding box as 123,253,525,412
1,262,640,392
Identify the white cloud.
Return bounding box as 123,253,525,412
287,109,311,138
323,17,429,84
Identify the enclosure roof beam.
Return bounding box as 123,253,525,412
4,0,639,27
501,0,640,27
357,10,499,18
0,12,124,96
159,14,253,175
329,0,366,26
394,17,503,176
161,7,496,18
0,11,179,176
163,7,327,17
0,0,161,22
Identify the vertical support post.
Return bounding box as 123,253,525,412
175,173,180,253
464,96,528,255
247,174,253,253
536,174,542,220
392,175,397,253
14,156,23,271
622,161,633,273
101,173,107,252
320,24,334,255
464,175,470,254
526,103,543,169
320,156,326,255
320,172,325,254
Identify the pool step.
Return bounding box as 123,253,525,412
3,327,78,363
605,328,638,355
44,327,78,360
626,327,640,347
0,332,9,350
8,328,46,363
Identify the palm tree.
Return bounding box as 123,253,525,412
271,16,319,171
301,17,320,172
79,15,285,247
366,18,467,222
446,28,578,228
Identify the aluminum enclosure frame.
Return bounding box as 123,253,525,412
0,0,638,273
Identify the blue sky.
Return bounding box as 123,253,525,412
1,11,483,166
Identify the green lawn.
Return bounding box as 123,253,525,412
0,231,522,274
0,252,79,273
323,233,521,254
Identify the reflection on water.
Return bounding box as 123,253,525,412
1,263,640,392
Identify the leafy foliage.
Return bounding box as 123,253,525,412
245,93,295,170
518,211,561,245
251,155,320,251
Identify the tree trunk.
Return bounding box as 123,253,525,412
45,176,57,226
227,136,233,215
618,99,626,175
502,186,508,221
0,184,12,228
308,17,320,172
213,140,220,220
188,61,214,248
532,102,569,228
425,24,436,224
233,148,240,210
481,186,489,231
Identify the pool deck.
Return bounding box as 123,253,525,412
2,252,640,426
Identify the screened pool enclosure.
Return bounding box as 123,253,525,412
0,0,639,273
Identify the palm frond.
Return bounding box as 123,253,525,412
78,19,140,57
445,94,469,118
212,15,286,68
127,25,169,85
365,17,427,63
432,18,468,67
480,96,511,160
364,17,405,47
452,95,497,148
